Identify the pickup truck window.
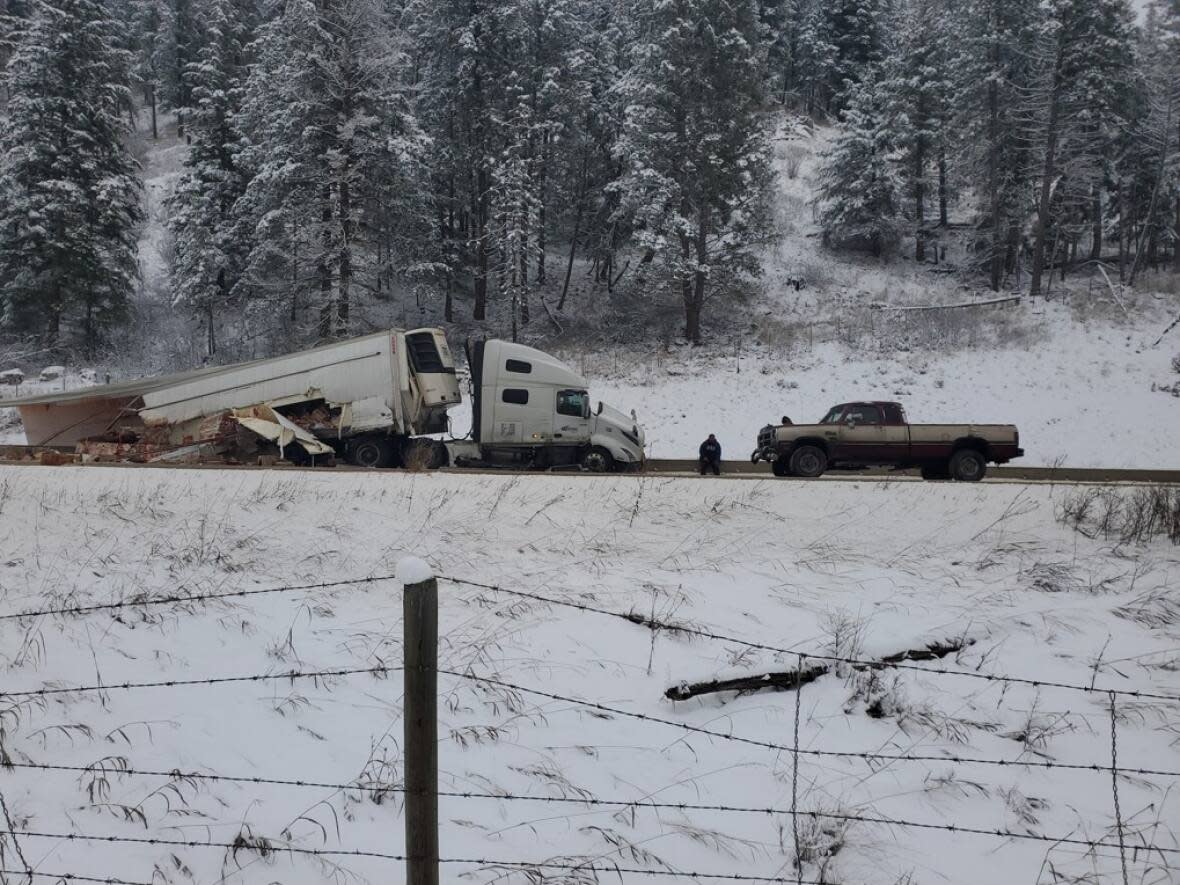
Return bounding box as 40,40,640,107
556,389,588,417
820,407,843,424
845,405,883,425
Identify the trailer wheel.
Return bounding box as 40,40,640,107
949,449,986,482
789,445,827,478
581,446,614,473
349,436,396,469
771,458,792,478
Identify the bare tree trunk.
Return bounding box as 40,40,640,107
318,188,333,339
520,202,530,326
1089,186,1102,261
559,152,588,311
987,45,1003,292
938,142,948,227
1174,193,1180,272
684,207,709,345
537,129,548,286
338,177,352,338
1029,42,1064,299
474,166,488,320
149,84,158,140
1129,94,1174,285
207,298,216,356
914,98,926,263
1118,178,1128,282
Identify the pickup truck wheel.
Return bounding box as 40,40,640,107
581,446,614,473
949,449,987,482
349,436,396,469
789,445,827,479
771,458,792,478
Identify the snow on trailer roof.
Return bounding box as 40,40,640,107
0,330,401,408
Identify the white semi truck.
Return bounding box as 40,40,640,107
0,328,646,471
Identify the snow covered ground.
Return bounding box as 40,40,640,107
0,465,1176,885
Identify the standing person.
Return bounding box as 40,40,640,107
699,434,722,476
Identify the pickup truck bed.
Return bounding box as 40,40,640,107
752,401,1023,481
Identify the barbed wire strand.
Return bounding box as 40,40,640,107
440,667,1180,781
2,760,1164,854
0,665,398,701
441,575,1180,703
3,662,1178,779
1110,692,1131,885
0,789,34,883
0,574,401,623
0,870,152,885
0,870,154,885
0,830,828,883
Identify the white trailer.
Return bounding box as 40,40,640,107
0,330,645,470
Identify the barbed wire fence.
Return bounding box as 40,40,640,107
0,570,1176,885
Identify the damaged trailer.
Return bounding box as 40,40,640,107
0,329,459,466
0,329,646,471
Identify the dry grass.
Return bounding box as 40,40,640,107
1059,487,1180,546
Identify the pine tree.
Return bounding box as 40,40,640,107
815,66,903,257
956,0,1040,291
1130,0,1180,276
1027,0,1136,297
234,0,431,343
130,0,169,139
880,0,955,262
793,0,891,114
166,0,257,356
613,0,774,344
159,0,200,133
0,0,143,353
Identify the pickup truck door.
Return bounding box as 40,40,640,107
831,405,890,463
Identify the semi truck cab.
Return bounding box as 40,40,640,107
461,339,644,471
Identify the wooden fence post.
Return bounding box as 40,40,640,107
401,560,439,885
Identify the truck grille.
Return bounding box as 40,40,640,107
757,426,775,449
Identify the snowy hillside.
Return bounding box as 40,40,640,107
0,466,1177,885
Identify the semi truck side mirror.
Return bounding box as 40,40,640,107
597,401,604,416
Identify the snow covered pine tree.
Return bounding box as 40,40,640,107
613,0,774,345
0,0,143,354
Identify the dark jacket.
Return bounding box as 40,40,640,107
699,439,722,461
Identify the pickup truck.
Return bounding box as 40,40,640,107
750,401,1023,481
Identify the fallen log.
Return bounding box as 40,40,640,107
869,296,1021,312
664,638,971,702
665,664,829,701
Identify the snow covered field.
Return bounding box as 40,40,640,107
0,466,1176,884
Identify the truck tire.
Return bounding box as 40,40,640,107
949,449,986,482
789,445,827,478
920,463,950,481
581,446,615,473
348,436,396,469
771,458,792,477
